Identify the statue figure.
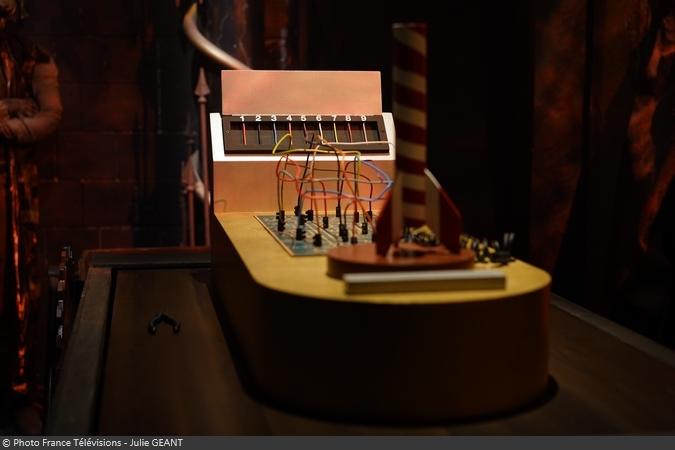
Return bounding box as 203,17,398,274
0,0,62,431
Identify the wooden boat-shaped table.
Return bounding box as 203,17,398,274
211,212,551,422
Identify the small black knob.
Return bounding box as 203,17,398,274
339,224,348,242
313,233,322,247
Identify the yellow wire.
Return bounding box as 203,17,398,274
272,133,293,154
272,133,361,157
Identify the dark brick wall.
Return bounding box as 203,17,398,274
19,0,197,264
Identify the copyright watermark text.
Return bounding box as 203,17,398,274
2,439,183,449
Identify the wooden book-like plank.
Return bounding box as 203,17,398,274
343,269,506,294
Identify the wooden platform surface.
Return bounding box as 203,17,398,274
215,213,550,304
52,266,675,435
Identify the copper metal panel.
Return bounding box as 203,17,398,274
213,160,394,213
221,71,382,115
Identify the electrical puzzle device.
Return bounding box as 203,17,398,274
210,70,478,285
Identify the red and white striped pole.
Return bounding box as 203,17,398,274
375,23,462,255
393,22,428,228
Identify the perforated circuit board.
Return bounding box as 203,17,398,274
256,214,375,256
